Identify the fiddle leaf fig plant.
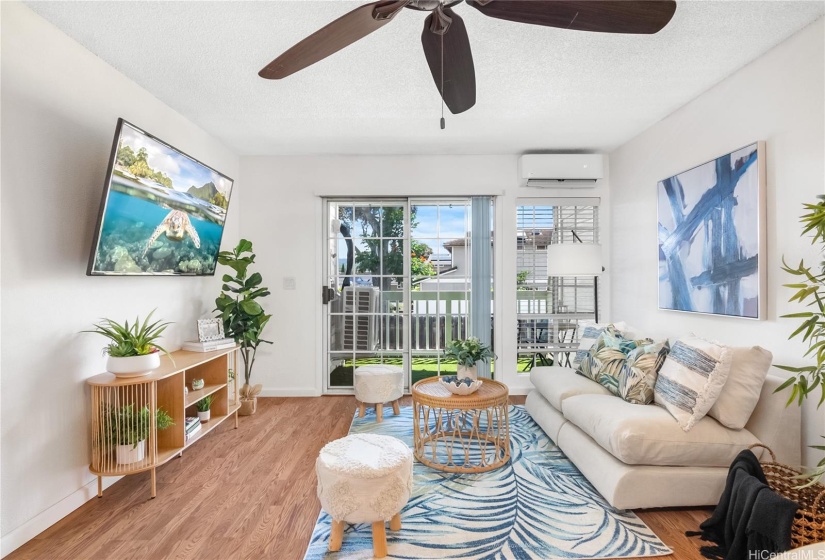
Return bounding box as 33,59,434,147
778,195,825,485
215,239,271,392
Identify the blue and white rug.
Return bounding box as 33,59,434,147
304,405,671,559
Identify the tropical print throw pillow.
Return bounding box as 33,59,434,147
618,340,671,405
576,327,653,395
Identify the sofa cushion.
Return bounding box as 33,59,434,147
562,394,760,467
654,336,732,431
618,340,671,405
530,366,612,410
572,321,629,369
708,346,773,429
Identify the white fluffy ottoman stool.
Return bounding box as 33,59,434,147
316,434,413,558
354,365,404,422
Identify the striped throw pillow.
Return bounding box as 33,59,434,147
653,337,732,431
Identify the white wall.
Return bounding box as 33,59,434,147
609,18,825,466
0,3,240,555
239,155,611,397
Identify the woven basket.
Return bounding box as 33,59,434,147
749,443,825,548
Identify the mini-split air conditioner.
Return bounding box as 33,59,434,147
519,154,605,187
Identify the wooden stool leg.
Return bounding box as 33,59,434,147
372,521,388,558
329,519,345,552
392,400,400,415
389,512,401,531
376,403,383,423
150,467,156,499
358,401,366,418
97,476,103,498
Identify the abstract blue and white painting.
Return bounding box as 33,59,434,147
658,143,765,318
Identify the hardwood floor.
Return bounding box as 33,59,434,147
8,396,710,559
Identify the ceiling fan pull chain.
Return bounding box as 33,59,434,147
440,28,445,130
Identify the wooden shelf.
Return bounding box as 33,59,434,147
87,347,240,498
185,383,226,408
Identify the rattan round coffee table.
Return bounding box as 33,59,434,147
412,377,510,473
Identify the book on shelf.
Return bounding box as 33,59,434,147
182,338,236,352
184,416,200,431
185,422,202,441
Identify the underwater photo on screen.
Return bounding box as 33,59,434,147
88,120,234,276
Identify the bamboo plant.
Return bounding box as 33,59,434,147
778,195,825,484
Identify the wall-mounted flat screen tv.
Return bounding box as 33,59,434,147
87,119,234,276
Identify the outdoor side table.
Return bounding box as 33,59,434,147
412,377,510,473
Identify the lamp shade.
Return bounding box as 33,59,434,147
546,243,603,276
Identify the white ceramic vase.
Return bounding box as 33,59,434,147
457,363,478,381
116,440,146,464
106,353,161,377
198,410,211,423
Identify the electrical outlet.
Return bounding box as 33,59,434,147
283,277,296,290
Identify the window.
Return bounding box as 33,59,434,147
515,200,600,371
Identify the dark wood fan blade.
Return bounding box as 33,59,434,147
467,0,676,34
259,0,407,79
421,8,476,114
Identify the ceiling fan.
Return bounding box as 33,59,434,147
258,0,677,116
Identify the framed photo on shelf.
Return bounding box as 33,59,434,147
197,318,225,342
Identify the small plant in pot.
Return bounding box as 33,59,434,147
196,395,213,423
84,309,172,377
443,337,496,380
215,239,271,416
103,404,174,464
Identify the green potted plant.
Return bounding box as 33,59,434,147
195,395,214,423
779,195,825,484
443,337,496,380
102,404,174,464
215,239,272,415
83,309,172,377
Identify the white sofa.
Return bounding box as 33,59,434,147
525,365,801,510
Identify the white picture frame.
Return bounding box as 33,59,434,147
197,318,225,342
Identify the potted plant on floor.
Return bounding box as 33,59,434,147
215,239,271,415
196,395,213,423
84,309,172,377
444,337,496,380
779,194,825,484
103,404,174,464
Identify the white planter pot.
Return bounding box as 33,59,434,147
116,440,146,464
198,410,211,423
457,364,478,380
106,353,161,377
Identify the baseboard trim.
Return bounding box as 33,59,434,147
259,387,322,397
1,475,121,558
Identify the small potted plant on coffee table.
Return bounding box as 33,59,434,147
196,395,214,423
443,337,496,380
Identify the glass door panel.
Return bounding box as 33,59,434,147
324,197,491,392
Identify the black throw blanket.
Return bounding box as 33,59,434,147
687,449,799,560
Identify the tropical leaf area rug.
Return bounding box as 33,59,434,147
303,405,672,560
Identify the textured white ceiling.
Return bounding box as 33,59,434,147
26,1,825,155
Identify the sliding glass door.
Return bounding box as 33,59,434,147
323,197,493,393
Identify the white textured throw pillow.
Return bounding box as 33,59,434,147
654,336,732,431
708,346,773,430
572,321,629,369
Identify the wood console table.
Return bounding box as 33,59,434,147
87,347,239,498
